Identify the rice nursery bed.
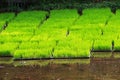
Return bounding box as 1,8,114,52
0,8,120,59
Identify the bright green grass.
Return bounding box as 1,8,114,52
19,41,56,49
75,8,112,25
0,13,14,21
1,8,120,59
0,42,19,56
50,9,79,19
13,40,56,59
53,39,91,58
10,11,47,23
14,49,52,59
0,13,14,30
93,40,112,51
0,34,32,42
114,40,120,51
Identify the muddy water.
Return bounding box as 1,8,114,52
0,52,120,80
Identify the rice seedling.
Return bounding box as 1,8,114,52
1,8,120,59
53,39,91,58
0,42,19,56
11,11,47,23
50,9,79,19
19,42,39,49
93,40,112,51
53,48,77,58
0,13,14,21
14,49,52,59
114,40,120,51
98,31,118,41
0,12,14,30
75,8,112,26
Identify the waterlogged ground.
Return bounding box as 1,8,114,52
0,52,120,80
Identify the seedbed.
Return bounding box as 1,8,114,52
0,8,120,59
0,42,19,57
93,40,112,52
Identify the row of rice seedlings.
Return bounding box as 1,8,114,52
6,23,37,30
0,42,19,56
14,49,52,59
50,9,79,19
114,40,120,51
41,19,73,29
31,34,49,42
53,39,92,58
2,27,35,35
0,12,14,22
18,41,39,49
53,46,90,58
75,8,112,25
0,34,32,42
14,40,56,59
104,26,120,32
10,11,47,24
107,10,120,27
4,11,47,33
36,9,78,32
70,24,102,30
93,40,112,51
53,39,77,58
0,22,5,31
98,32,118,41
34,28,67,41
0,11,47,43
48,29,67,41
0,13,14,30
69,28,101,41
19,40,56,49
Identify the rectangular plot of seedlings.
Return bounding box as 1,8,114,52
14,40,56,59
19,42,39,49
0,13,14,22
0,34,32,42
98,32,118,41
114,40,120,51
0,42,19,57
14,49,52,59
93,40,112,52
75,8,112,25
50,9,79,19
0,13,14,30
53,39,91,58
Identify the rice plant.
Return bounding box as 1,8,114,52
0,12,14,30
0,42,19,56
14,49,52,59
114,40,120,51
93,40,112,51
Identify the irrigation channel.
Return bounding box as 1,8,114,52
1,52,120,80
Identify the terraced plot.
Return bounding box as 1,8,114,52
0,8,120,59
0,13,14,31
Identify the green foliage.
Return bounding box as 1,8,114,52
0,13,14,31
14,49,52,59
114,40,120,51
53,39,91,58
93,40,112,51
0,42,19,56
1,8,120,59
